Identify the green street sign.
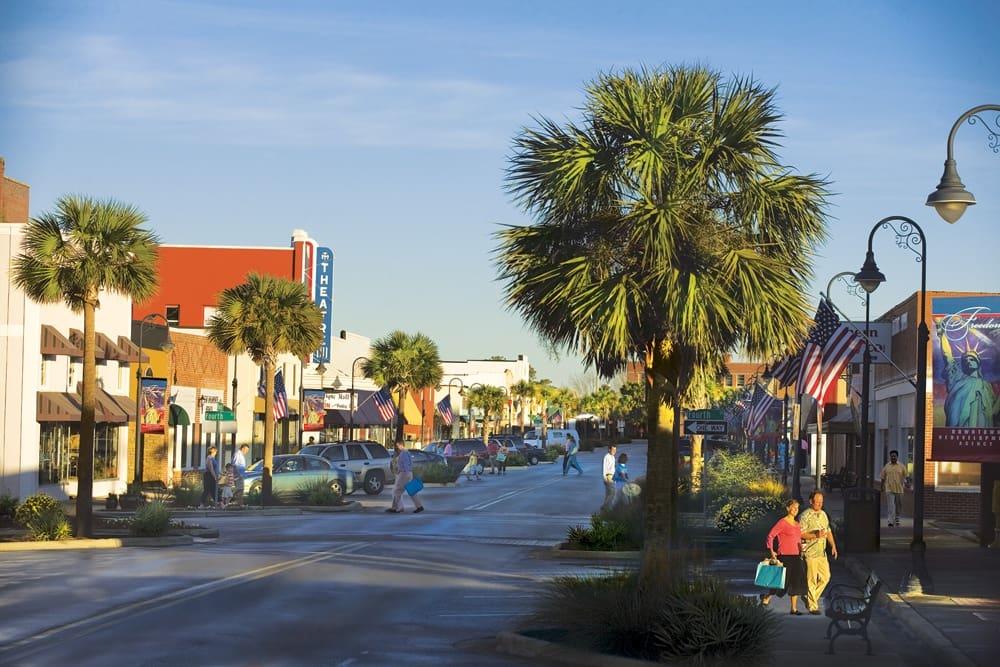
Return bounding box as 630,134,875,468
687,409,723,421
205,410,235,421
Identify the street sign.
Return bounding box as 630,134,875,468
687,409,723,421
684,420,728,434
205,410,235,421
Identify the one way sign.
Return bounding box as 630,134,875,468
684,420,728,435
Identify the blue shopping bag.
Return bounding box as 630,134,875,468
405,477,424,496
754,560,786,589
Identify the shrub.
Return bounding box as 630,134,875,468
298,479,341,506
14,493,62,528
0,491,18,520
420,462,460,484
706,451,771,496
565,514,639,551
505,452,527,467
26,506,71,541
715,495,784,533
544,445,563,462
173,483,201,508
527,555,778,665
130,501,172,536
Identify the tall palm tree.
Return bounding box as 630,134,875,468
363,331,443,444
511,379,535,431
465,384,507,443
495,65,829,575
206,273,323,505
12,195,160,537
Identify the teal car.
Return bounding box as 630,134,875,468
244,454,357,500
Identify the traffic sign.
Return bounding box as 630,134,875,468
687,409,723,421
684,420,728,434
205,410,235,421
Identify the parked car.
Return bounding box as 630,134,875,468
492,435,543,465
298,440,394,495
522,428,582,453
443,438,489,474
407,448,448,476
244,454,356,500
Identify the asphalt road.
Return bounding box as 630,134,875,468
0,445,642,667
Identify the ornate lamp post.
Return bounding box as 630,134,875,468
447,377,465,438
349,356,369,441
926,104,1000,223
133,313,173,486
855,215,932,593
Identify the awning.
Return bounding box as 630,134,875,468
323,389,391,427
40,325,83,357
96,332,129,362
70,329,106,359
169,403,191,426
36,390,133,423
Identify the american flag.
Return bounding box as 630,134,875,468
769,353,801,388
745,383,777,434
797,300,865,405
373,386,397,422
437,394,453,426
257,368,289,420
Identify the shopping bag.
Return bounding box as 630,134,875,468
405,477,424,496
754,559,786,589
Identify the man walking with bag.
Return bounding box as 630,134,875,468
799,490,838,615
388,440,424,514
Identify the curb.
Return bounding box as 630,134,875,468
496,632,652,666
0,535,194,551
549,544,640,560
841,556,976,667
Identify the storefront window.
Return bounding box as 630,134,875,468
39,423,120,483
935,461,980,490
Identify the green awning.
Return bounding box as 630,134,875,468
169,404,191,426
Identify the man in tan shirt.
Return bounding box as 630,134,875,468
880,450,907,527
799,491,838,614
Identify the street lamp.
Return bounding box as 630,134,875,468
133,313,174,486
447,377,464,438
855,215,932,592
926,104,1000,223
348,356,369,440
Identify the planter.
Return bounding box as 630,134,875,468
105,494,119,510
118,495,144,511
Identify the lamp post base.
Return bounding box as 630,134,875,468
900,546,934,595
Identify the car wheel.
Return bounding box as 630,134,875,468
329,479,344,497
528,454,539,465
364,470,385,495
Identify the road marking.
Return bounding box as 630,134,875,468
464,476,564,511
0,542,370,662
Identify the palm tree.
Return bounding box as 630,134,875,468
495,65,829,575
12,195,160,537
465,384,507,443
511,379,535,431
206,273,324,505
363,331,443,444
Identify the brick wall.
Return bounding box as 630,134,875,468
925,489,980,521
0,157,31,223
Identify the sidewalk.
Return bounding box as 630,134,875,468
808,476,1000,666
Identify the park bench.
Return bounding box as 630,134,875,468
824,571,882,655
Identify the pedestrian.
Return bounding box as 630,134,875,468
218,463,235,506
601,444,617,510
563,434,583,475
387,440,424,514
463,449,481,481
612,452,629,506
201,445,219,508
496,442,509,475
443,441,453,457
486,439,498,474
880,450,907,527
799,490,838,615
231,444,250,506
760,498,808,614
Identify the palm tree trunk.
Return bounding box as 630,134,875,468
263,362,275,505
395,388,406,444
75,301,98,537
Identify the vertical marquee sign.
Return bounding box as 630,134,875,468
312,246,334,364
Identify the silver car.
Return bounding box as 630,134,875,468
244,454,357,500
298,441,394,495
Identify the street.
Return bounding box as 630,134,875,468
0,446,641,666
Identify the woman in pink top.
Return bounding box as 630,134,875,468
760,498,808,614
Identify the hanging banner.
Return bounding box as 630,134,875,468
311,246,334,363
931,295,1000,462
140,378,167,433
302,389,326,431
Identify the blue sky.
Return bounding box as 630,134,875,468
2,0,998,388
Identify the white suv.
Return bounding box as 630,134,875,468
522,428,581,453
298,440,394,495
